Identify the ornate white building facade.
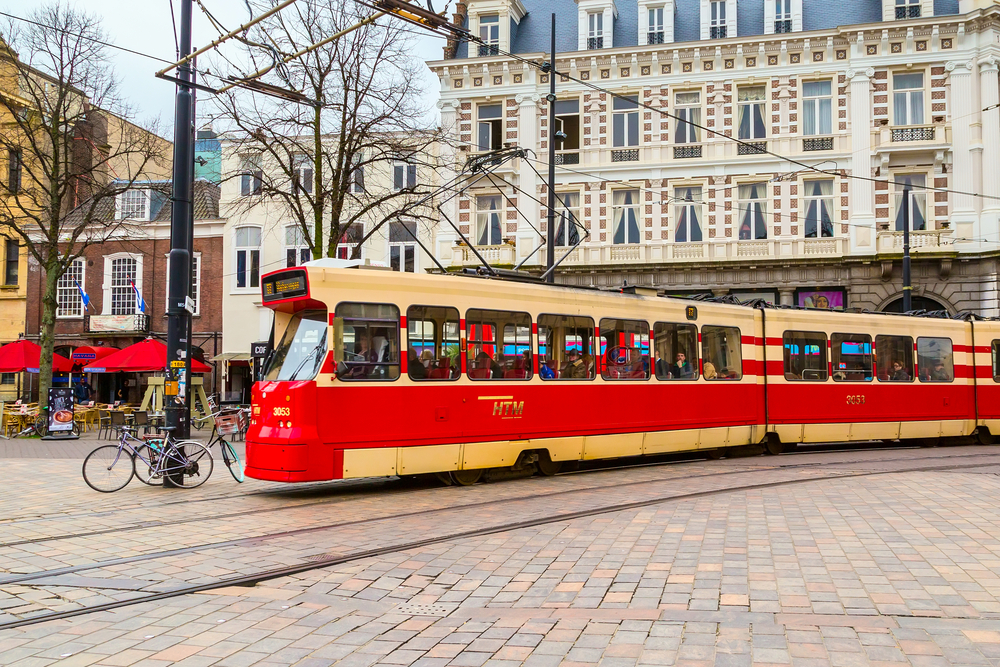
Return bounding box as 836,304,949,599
428,0,1000,314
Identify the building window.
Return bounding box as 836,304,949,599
674,92,701,144
895,0,920,19
738,86,767,140
478,14,499,56
234,226,261,289
588,12,604,49
335,223,364,259
477,104,503,152
803,180,834,238
285,225,311,267
293,154,313,194
476,195,503,246
774,0,792,32
165,253,201,316
57,258,84,318
7,149,21,192
612,96,639,148
393,163,417,191
612,190,640,245
389,221,417,273
4,239,17,286
673,187,702,242
738,183,767,240
802,80,832,136
0,373,14,385
240,155,263,196
894,174,927,231
108,256,139,315
648,7,665,43
555,192,581,246
893,72,924,126
351,154,365,193
554,100,581,160
117,189,149,221
710,0,727,38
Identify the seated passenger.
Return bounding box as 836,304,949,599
671,352,695,379
408,348,426,379
540,358,557,379
655,355,672,378
491,353,504,379
420,349,435,368
703,361,718,379
562,349,586,378
889,360,910,381
929,360,950,381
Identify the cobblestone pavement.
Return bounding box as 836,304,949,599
3,445,1000,665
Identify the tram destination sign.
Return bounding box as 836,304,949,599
262,269,308,302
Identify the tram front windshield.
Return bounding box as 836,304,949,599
263,310,328,381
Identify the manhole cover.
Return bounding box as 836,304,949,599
394,602,455,616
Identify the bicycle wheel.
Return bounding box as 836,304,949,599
220,439,245,482
162,442,213,488
134,443,164,486
82,446,134,493
34,414,47,437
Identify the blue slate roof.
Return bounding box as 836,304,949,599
455,0,962,57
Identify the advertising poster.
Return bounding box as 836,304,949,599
797,289,845,310
47,387,75,433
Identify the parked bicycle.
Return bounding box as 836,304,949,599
193,408,245,482
82,425,213,493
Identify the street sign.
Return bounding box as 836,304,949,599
251,342,270,358
170,360,185,368
184,296,196,314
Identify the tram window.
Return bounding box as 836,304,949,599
263,309,328,382
875,335,914,382
917,337,953,382
993,341,1000,382
407,306,460,381
538,315,595,380
702,326,742,380
653,322,699,380
334,302,400,381
600,318,649,380
831,333,873,382
783,331,828,381
466,309,532,380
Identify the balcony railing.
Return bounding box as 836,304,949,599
738,141,767,156
587,36,604,50
674,144,703,159
891,126,935,142
477,43,499,57
877,228,953,252
611,149,640,162
895,5,920,18
647,31,665,45
774,19,792,33
710,26,727,39
453,243,516,267
555,151,580,165
803,137,834,151
87,313,150,334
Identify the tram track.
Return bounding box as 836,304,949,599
0,445,983,551
1,453,999,632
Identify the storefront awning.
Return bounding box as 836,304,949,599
211,352,252,362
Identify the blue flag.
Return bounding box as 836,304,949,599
130,279,147,313
74,280,91,311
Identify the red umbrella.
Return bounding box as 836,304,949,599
0,339,74,373
81,338,212,373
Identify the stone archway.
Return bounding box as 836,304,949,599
879,294,951,313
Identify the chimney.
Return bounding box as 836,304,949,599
444,1,468,60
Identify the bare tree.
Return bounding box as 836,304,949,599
0,3,168,407
213,0,445,259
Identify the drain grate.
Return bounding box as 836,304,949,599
302,553,338,562
394,602,455,616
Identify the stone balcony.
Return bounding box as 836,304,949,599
452,243,517,267
876,228,954,252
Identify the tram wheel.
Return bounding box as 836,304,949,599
977,427,994,446
918,437,939,448
764,435,784,456
450,469,483,486
705,449,723,460
434,471,454,486
536,452,561,476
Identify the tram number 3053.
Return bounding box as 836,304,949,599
273,406,291,417
846,394,866,405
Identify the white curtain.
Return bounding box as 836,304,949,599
738,184,767,240
613,190,640,244
674,187,702,243
804,180,834,238
894,175,927,231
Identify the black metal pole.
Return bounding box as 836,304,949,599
902,185,912,312
185,56,197,423
545,12,556,283
165,0,194,486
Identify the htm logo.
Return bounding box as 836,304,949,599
492,400,524,417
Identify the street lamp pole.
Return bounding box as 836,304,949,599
902,185,912,312
545,12,556,283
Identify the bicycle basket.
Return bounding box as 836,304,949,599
214,413,241,436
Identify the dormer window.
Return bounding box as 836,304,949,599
648,8,664,44
478,14,499,56
709,0,726,38
765,0,800,34
774,0,791,32
588,13,605,49
895,0,920,18
117,189,149,221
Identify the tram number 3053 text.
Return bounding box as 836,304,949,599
846,395,866,405
273,407,291,417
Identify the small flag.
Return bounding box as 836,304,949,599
130,279,147,313
74,280,92,311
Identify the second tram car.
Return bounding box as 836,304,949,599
246,262,996,484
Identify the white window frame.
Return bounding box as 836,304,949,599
477,104,504,152
476,195,504,246
57,258,85,319
892,71,926,127
239,154,263,197
284,225,312,268
389,220,419,273
555,192,582,247
611,189,641,245
612,96,640,148
335,223,364,261
116,188,150,222
802,80,833,136
893,173,929,232
164,252,202,316
478,13,500,56
700,0,736,40
674,91,701,144
393,163,417,191
292,154,313,194
638,0,674,45
737,183,769,241
673,186,703,243
802,180,835,238
577,2,615,51
737,86,768,140
102,252,143,316
764,0,801,33
894,0,921,19
232,225,262,292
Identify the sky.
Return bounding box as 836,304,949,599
9,0,445,138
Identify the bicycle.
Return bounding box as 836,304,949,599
82,425,213,493
194,408,245,482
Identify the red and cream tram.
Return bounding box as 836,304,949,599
246,263,998,484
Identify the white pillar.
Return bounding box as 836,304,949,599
980,58,1000,242
436,99,461,264
949,61,976,240
848,68,876,254
516,94,541,264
